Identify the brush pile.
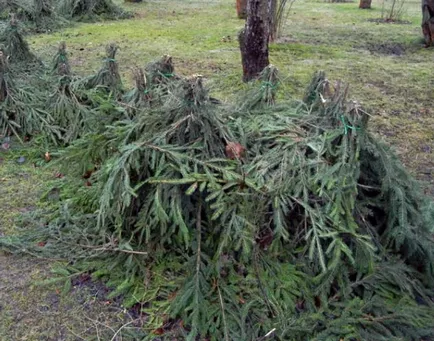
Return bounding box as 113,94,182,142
0,15,40,65
2,40,434,341
0,0,132,33
0,38,60,142
57,0,132,21
46,42,93,143
83,42,123,98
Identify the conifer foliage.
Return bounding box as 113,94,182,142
57,0,132,21
2,54,434,340
84,42,123,98
0,15,40,65
46,42,92,143
0,42,60,142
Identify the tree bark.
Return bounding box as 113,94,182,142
239,0,270,82
422,0,434,46
268,0,277,42
236,0,248,19
359,0,372,9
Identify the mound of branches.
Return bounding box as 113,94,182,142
27,0,68,32
0,47,60,142
57,0,132,21
0,15,41,67
0,0,32,20
46,42,93,144
238,63,280,110
83,43,123,99
122,55,180,115
0,0,67,33
3,69,434,341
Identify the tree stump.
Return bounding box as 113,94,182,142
236,0,247,19
239,0,270,82
422,0,434,46
359,0,372,9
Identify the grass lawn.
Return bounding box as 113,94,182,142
0,0,433,338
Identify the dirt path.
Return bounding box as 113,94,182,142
0,153,143,340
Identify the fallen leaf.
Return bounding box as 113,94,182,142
225,142,246,160
152,328,164,335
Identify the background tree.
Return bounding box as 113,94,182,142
359,0,372,9
239,0,270,81
236,0,248,18
422,0,434,46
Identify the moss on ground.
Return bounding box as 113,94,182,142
1,0,434,338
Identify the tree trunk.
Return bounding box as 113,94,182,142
236,0,248,19
268,0,277,42
422,0,434,46
239,0,270,82
359,0,372,9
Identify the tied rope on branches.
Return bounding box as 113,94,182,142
46,41,93,144
123,56,179,115
239,64,280,111
0,15,40,66
84,42,123,99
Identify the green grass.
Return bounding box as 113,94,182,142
1,0,434,338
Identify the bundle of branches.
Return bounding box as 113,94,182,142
122,56,182,115
0,15,40,67
57,0,132,21
45,42,94,144
25,0,69,32
82,43,123,99
238,63,280,111
144,54,179,85
0,47,60,142
3,70,434,341
5,0,69,33
0,0,32,20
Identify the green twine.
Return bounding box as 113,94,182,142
340,115,360,135
143,89,150,94
161,73,174,78
261,81,278,91
105,58,116,62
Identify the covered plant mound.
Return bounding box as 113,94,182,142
0,0,32,20
27,0,68,33
57,0,132,21
2,71,434,340
122,55,180,113
83,42,123,99
0,15,40,66
46,42,92,144
0,0,65,34
0,46,60,142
